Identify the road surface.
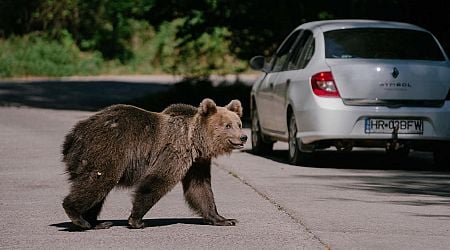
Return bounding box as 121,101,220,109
0,107,323,249
1,78,449,249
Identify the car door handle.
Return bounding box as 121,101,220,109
269,82,274,88
286,79,291,85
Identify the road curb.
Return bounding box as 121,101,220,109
213,160,329,249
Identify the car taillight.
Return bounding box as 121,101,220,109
311,71,340,97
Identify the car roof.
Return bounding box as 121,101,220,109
296,19,427,33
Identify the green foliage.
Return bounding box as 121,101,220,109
149,0,450,59
1,0,449,77
0,18,246,77
150,19,246,76
0,33,102,77
100,18,245,77
175,26,246,76
101,20,157,74
1,0,156,61
150,19,183,73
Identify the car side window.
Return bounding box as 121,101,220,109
271,30,301,72
287,30,314,70
286,30,311,71
296,35,315,69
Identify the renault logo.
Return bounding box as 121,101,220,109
391,67,399,78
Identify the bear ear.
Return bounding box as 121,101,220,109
199,98,217,116
226,99,243,117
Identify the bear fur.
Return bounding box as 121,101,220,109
62,98,247,230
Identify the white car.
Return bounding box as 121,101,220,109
249,19,450,165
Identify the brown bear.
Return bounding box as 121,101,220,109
61,98,247,230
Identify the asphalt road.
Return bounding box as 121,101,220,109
1,78,449,249
0,107,323,250
218,145,450,249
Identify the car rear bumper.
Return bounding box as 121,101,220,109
294,98,450,149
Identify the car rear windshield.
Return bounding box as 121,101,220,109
324,28,445,61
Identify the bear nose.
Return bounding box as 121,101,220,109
240,134,248,142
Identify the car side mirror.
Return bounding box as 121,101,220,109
249,56,267,72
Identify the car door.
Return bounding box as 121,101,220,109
256,72,278,130
271,30,313,133
256,30,301,132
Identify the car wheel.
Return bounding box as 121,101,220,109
251,108,273,154
288,113,311,165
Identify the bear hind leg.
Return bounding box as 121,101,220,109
81,198,113,229
63,179,115,230
62,195,92,230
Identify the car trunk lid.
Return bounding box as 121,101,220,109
325,59,450,106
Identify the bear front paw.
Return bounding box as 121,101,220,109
210,218,238,226
128,217,145,229
71,218,92,230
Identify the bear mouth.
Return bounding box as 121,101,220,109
228,140,244,149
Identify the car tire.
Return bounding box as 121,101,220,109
288,113,312,165
251,108,273,155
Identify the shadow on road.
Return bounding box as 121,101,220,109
298,170,450,207
0,80,171,111
247,149,450,204
0,78,252,121
50,218,206,232
248,149,443,171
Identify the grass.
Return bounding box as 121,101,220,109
0,20,248,78
0,33,103,77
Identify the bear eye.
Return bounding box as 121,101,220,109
225,124,232,129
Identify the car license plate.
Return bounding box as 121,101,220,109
364,118,423,134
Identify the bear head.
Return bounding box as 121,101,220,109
198,98,247,156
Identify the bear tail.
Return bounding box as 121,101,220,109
62,131,75,157
61,131,81,181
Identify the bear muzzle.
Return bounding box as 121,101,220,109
228,134,247,149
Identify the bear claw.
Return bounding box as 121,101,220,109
210,218,238,226
128,217,145,229
94,221,114,229
71,218,92,230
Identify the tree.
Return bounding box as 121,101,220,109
145,0,449,59
1,0,448,65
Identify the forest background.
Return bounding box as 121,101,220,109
1,0,449,78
